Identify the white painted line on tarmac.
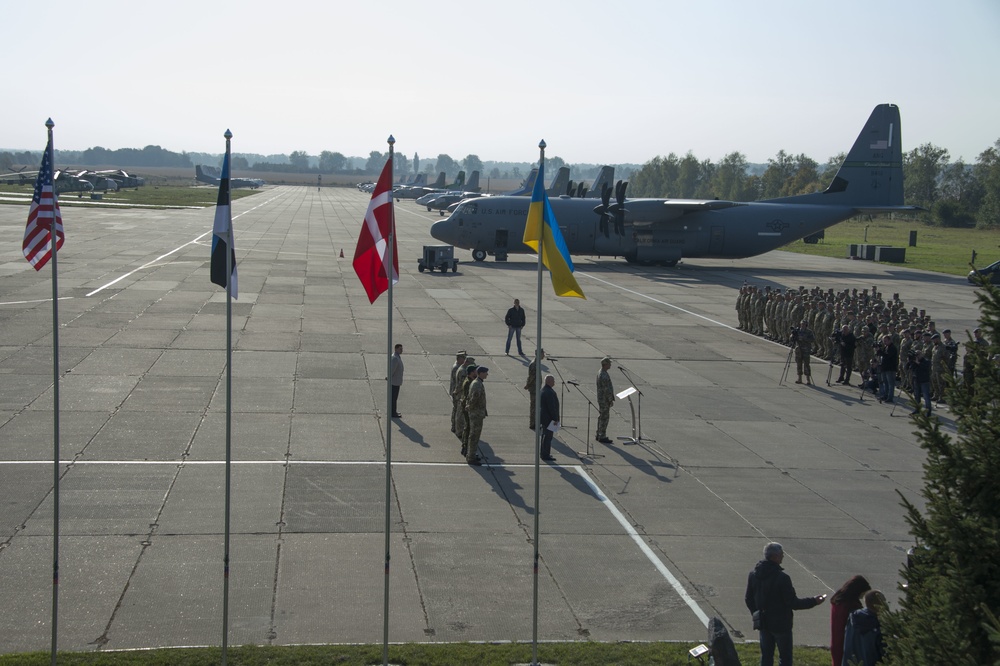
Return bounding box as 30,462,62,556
574,465,712,628
84,191,287,297
0,456,710,626
0,296,74,307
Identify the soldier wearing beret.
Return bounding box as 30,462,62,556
465,366,489,465
449,350,467,433
525,349,544,430
455,359,477,454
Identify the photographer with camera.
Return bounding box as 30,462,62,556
790,319,816,385
834,325,857,385
878,334,898,404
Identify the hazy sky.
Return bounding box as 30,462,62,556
4,0,998,166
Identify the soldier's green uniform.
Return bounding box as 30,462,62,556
524,350,544,429
449,351,466,433
455,361,477,453
465,368,488,464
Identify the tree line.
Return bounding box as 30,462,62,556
628,139,1000,229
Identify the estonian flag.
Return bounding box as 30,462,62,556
210,151,238,299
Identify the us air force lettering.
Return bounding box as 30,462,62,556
430,104,916,266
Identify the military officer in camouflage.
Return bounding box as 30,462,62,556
524,349,544,430
465,366,489,466
455,359,477,455
793,319,816,385
449,350,466,433
596,356,614,444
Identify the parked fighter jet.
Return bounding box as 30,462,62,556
504,168,538,196
431,104,916,264
195,165,264,189
393,171,447,199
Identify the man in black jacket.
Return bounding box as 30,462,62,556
835,325,857,385
745,542,825,666
504,298,526,356
538,375,559,461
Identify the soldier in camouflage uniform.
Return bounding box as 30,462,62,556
449,350,467,433
596,356,614,444
465,366,489,465
930,334,947,402
455,360,477,454
524,349,544,429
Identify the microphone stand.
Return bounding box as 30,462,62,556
568,380,602,459
617,365,655,445
547,357,576,429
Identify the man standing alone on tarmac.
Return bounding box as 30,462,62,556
390,344,404,417
596,357,614,444
505,298,526,356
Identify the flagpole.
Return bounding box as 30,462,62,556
46,117,60,666
531,139,545,666
221,129,233,666
382,135,395,666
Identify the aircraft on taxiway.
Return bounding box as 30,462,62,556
430,104,917,265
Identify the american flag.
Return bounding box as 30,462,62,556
22,138,64,270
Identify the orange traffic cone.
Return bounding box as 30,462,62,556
339,248,344,258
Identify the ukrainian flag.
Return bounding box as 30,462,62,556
522,162,585,299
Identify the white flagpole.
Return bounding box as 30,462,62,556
221,129,234,666
531,139,546,666
382,135,395,666
46,117,60,666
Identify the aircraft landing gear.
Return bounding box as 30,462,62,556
472,249,487,262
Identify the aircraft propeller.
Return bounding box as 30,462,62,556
593,182,613,237
608,181,629,235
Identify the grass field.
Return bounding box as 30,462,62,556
0,641,834,665
781,214,1000,277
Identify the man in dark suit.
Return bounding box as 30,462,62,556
538,374,559,461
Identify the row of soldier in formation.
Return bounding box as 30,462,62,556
736,283,989,400
447,350,618,465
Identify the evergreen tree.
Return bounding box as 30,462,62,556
883,279,1000,665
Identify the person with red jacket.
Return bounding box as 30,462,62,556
829,575,871,666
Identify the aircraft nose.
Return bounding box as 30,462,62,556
430,216,458,245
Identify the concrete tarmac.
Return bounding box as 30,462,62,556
0,186,981,654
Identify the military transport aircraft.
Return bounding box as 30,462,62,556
430,104,915,264
195,165,265,189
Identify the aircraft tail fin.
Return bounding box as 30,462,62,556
465,170,480,192
449,171,465,189
585,166,614,198
546,166,570,196
768,104,906,209
432,172,446,188
414,173,426,186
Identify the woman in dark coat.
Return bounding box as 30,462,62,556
829,575,871,666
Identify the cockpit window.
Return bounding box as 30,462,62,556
457,202,478,215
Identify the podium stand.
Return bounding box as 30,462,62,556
615,386,655,445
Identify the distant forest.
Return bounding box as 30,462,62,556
3,139,999,228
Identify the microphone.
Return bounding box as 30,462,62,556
567,380,579,386
618,366,626,371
